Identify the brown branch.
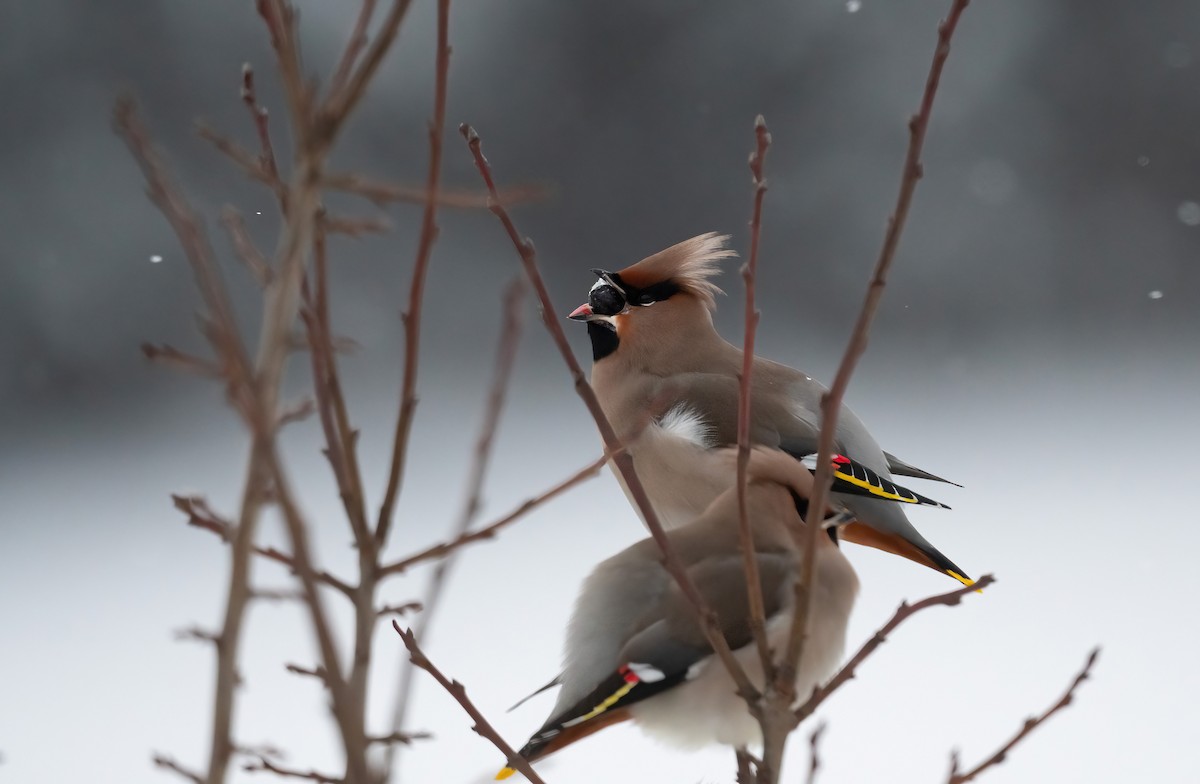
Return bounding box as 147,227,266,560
946,647,1100,784
254,1,310,140
220,208,273,287
321,0,416,140
285,663,328,684
736,114,774,679
174,626,220,645
243,756,341,784
153,755,204,784
393,623,548,784
248,587,304,602
328,0,378,98
323,171,549,210
142,343,221,378
461,123,760,704
375,0,452,550
252,546,356,598
379,450,610,578
794,575,994,723
778,0,974,735
376,601,423,618
277,398,315,427
383,280,525,769
240,64,284,205
368,731,432,746
196,123,277,190
320,213,392,237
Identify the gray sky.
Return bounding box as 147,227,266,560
1,0,1198,782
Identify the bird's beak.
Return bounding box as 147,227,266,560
841,521,976,588
568,303,593,321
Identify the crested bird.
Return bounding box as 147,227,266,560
567,232,972,585
498,448,858,778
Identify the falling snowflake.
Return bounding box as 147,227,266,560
1148,290,1164,300
1177,201,1200,226
1137,156,1150,167
150,254,163,263
846,0,862,12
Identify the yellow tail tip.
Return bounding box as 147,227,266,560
947,570,983,594
496,767,517,780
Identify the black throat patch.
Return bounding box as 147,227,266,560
587,320,619,362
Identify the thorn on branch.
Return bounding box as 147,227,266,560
377,601,423,618
152,754,203,784
278,398,316,427
367,730,432,746
285,663,329,684
141,343,222,378
243,755,342,784
173,626,220,645
172,494,234,541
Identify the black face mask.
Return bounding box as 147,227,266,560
588,282,627,316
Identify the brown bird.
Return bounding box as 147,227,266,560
567,232,972,585
499,448,858,779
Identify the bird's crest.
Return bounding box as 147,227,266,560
616,232,736,310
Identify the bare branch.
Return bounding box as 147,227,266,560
393,623,548,784
779,0,974,729
794,575,995,723
320,212,392,237
142,343,221,378
278,398,315,427
172,494,234,542
248,587,304,602
328,0,378,97
243,756,341,784
240,64,284,205
375,0,453,550
196,123,277,190
220,208,273,287
736,113,774,678
368,731,432,746
153,754,203,784
321,0,417,138
379,450,609,578
323,171,549,210
174,626,220,645
947,648,1100,784
461,123,760,703
377,601,423,618
252,546,356,598
285,663,328,684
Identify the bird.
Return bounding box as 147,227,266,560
498,448,859,779
566,232,972,585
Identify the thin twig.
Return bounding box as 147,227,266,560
393,624,548,784
376,601,423,618
946,648,1100,784
328,0,378,97
240,64,285,206
153,755,204,784
174,626,220,645
284,663,328,684
252,546,356,598
461,123,760,704
375,0,452,550
794,575,994,723
379,450,611,578
221,208,273,286
243,756,341,784
368,731,432,746
323,171,548,210
736,114,774,678
142,343,221,378
321,212,392,237
779,0,974,722
383,279,525,770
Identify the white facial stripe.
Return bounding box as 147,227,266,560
589,278,606,293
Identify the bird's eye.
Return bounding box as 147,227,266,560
589,284,626,316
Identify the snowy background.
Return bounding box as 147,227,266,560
2,1,1198,782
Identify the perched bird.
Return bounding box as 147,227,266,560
568,232,972,585
498,448,858,778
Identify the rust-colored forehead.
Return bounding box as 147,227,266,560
611,264,664,291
